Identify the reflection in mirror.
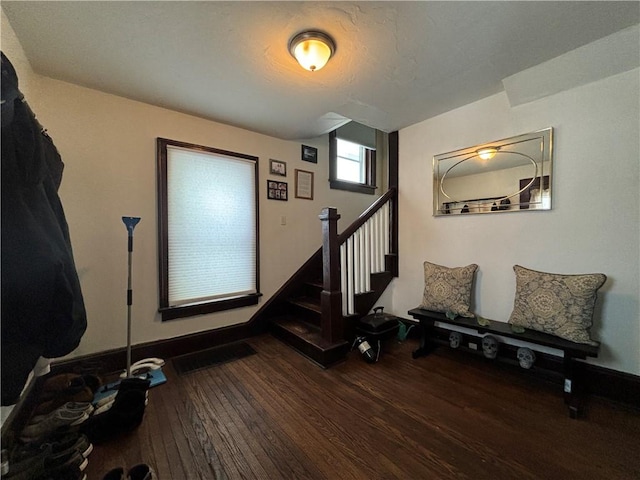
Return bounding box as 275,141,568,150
433,128,553,216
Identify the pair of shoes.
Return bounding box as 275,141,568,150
102,464,155,480
11,431,93,465
81,377,150,444
35,374,102,416
29,402,94,425
4,443,88,480
20,404,90,442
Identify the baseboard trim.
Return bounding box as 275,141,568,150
427,323,640,410
52,322,640,411
51,322,255,375
583,363,640,409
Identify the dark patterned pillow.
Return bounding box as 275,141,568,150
508,265,606,345
419,261,477,318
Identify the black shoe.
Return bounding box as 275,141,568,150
34,452,88,480
127,464,155,480
101,466,124,480
81,377,150,444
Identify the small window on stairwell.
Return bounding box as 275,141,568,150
329,122,377,195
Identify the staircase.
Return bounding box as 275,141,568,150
251,189,398,367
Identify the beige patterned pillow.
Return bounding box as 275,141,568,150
508,265,606,345
419,261,477,318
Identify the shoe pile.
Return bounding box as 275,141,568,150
4,429,93,480
101,464,156,480
2,373,100,480
19,373,99,445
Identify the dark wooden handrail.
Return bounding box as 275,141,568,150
319,188,398,341
337,188,396,244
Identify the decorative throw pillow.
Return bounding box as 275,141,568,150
419,261,477,318
508,265,606,345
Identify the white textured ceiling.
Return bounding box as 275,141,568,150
3,1,639,140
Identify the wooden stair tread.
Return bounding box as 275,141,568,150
271,316,342,350
270,315,349,368
287,296,321,313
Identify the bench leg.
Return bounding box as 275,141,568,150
412,318,439,358
563,354,584,419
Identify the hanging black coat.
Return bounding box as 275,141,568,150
1,52,87,405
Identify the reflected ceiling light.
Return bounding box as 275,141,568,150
288,30,335,72
477,147,498,160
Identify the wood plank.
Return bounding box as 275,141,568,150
82,334,640,480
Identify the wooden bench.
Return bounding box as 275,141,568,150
407,307,600,419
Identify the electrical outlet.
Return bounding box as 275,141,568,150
564,379,572,393
280,216,286,225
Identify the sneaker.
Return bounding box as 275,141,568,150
29,402,94,424
45,431,94,459
34,451,88,480
127,464,155,480
34,387,94,416
94,392,117,409
35,463,87,480
4,447,86,480
20,408,89,442
5,444,52,478
10,432,92,469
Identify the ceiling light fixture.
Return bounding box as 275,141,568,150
477,147,499,160
288,30,335,72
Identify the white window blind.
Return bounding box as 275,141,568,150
167,145,257,306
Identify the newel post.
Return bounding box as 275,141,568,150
319,207,343,343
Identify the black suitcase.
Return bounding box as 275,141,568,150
357,306,399,342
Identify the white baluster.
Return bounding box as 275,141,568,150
353,231,360,295
346,236,354,315
363,220,371,292
383,201,390,255
372,213,379,273
340,243,347,315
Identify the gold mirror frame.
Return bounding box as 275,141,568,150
433,128,553,216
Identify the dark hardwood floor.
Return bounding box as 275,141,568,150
86,335,640,480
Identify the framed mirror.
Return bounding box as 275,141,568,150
433,128,553,216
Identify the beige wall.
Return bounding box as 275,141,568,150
391,70,640,375
4,10,639,376
1,11,379,359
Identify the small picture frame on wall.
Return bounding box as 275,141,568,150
301,144,318,163
295,169,314,200
267,180,288,201
269,159,287,176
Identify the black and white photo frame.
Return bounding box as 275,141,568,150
269,158,287,176
301,144,318,163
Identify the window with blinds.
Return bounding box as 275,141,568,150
157,138,260,321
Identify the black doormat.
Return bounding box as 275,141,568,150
172,342,257,375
